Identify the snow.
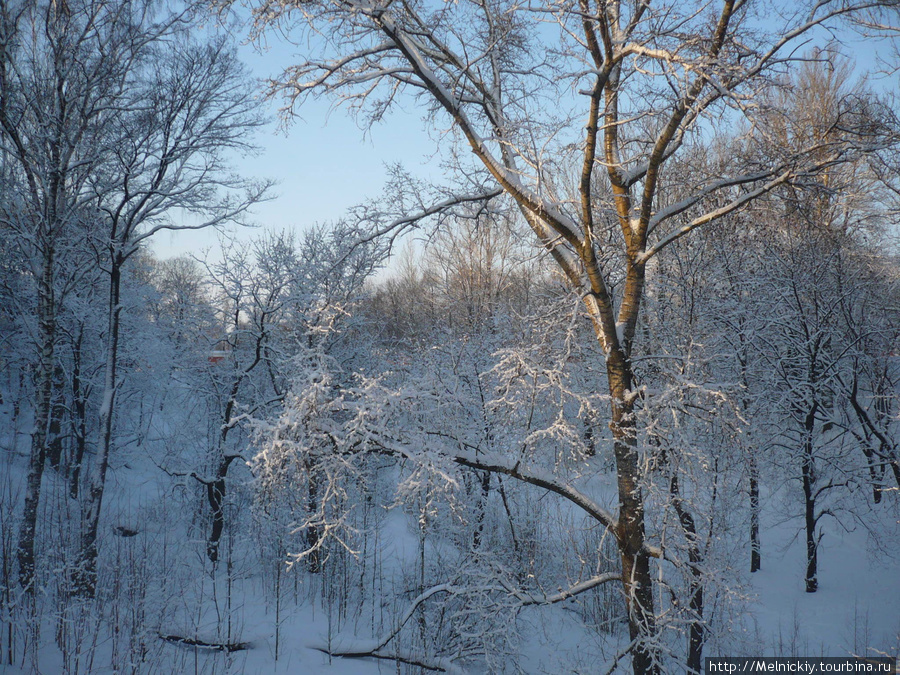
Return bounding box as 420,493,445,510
745,511,900,661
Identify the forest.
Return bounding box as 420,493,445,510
1,0,899,673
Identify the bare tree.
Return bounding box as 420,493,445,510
243,1,900,671
71,24,268,597
0,0,268,598
196,224,383,567
0,0,174,594
758,55,896,594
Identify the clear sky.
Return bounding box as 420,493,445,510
150,30,442,260
149,10,897,262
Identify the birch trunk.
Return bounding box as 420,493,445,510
72,257,121,598
16,242,55,594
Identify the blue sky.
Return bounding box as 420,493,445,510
150,33,441,260
149,11,897,262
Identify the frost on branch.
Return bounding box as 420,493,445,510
250,300,633,669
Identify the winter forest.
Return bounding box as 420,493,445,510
2,0,900,673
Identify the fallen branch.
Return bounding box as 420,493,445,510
308,583,465,673
158,633,250,652
309,646,457,672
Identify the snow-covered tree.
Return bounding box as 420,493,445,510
242,1,900,670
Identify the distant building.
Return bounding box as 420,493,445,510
208,339,232,364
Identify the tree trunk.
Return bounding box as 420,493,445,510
749,456,761,573
472,470,491,550
47,366,65,469
306,466,322,574
73,258,122,598
583,414,596,457
801,402,818,594
16,246,55,593
207,478,226,564
670,472,705,674
206,455,238,564
607,351,659,675
69,326,87,499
